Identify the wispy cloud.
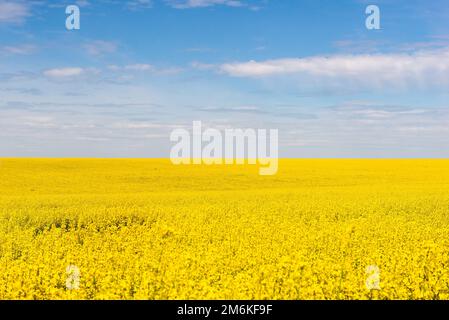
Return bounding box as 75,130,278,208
0,1,30,24
398,36,449,52
184,47,215,53
0,87,42,95
126,0,152,10
333,39,388,54
331,102,430,120
83,40,118,56
108,64,154,71
43,67,85,78
75,0,91,7
107,64,183,75
191,61,216,70
1,44,37,55
219,47,449,91
198,105,268,114
166,0,244,9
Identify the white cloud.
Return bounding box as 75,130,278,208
0,1,30,23
219,48,449,90
43,68,85,78
166,0,244,9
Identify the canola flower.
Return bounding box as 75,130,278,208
1,158,449,300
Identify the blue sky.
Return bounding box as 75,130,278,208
1,0,449,157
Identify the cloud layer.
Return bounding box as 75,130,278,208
220,48,449,90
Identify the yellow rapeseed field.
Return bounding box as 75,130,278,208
1,158,449,300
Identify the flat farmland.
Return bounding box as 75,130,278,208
1,159,449,299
